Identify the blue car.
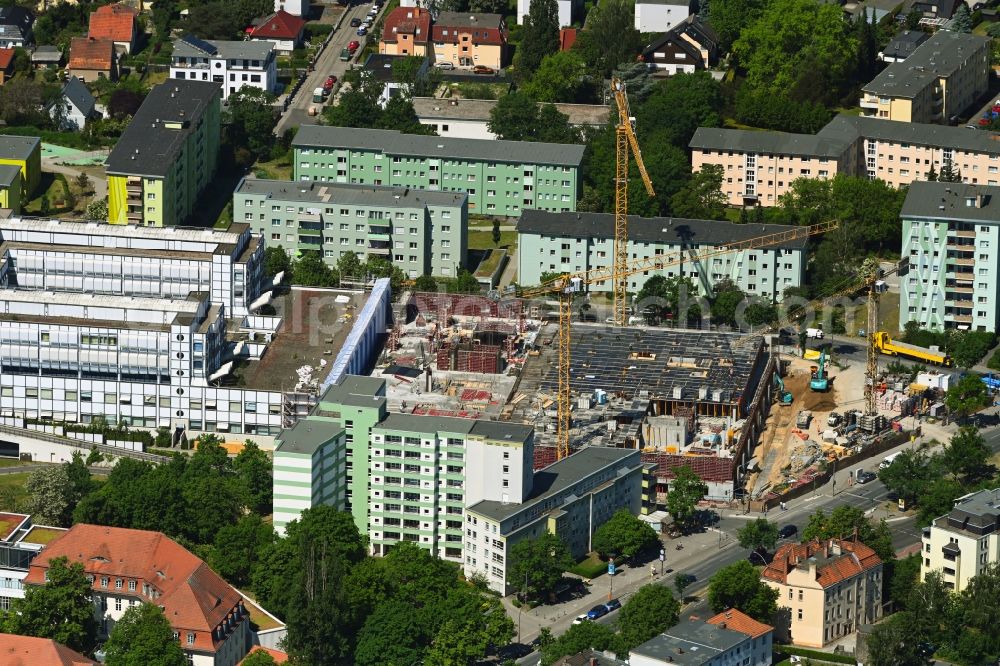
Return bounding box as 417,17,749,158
357,27,368,36
587,604,609,620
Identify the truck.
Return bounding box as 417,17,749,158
796,410,812,429
879,450,903,470
873,331,952,366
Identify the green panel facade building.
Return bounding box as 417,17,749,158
234,178,468,279
291,126,586,216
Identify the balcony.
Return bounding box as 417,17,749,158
949,229,976,238
297,212,321,224
951,314,974,324
947,257,975,267
860,95,879,110
946,298,974,307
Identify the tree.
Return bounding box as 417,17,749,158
424,596,514,665
283,538,353,664
353,600,433,666
877,449,935,506
74,172,92,196
539,621,618,666
470,0,507,11
234,440,272,515
365,255,407,293
491,219,501,246
522,50,588,103
103,602,188,666
707,560,779,622
637,72,724,149
447,269,481,294
227,86,278,159
263,246,291,280
802,505,894,562
592,509,659,560
488,92,577,143
6,557,98,654
707,0,765,50
508,532,573,601
675,573,694,597
337,251,364,281
942,426,990,480
0,78,46,125
413,274,439,292
24,465,74,527
292,251,337,287
945,372,989,418
209,515,275,588
240,650,279,666
865,612,932,666
666,466,708,531
951,4,973,32
737,518,779,553
917,477,965,526
108,88,147,119
710,280,746,328
744,298,779,327
517,0,559,75
616,585,680,650
86,198,109,221
671,164,727,220
571,0,643,76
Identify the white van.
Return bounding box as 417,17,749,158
879,451,903,470
806,327,824,339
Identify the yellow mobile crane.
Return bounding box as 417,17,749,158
611,76,656,327
516,221,838,460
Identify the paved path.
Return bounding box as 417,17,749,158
42,156,108,205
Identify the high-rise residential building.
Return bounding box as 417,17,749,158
921,488,1000,592
860,32,989,124
106,80,221,227
233,177,469,279
899,181,1000,332
272,418,348,534
292,125,585,216
517,209,806,301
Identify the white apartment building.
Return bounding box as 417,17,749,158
0,513,65,611
921,488,1000,592
516,0,581,27
275,0,309,16
899,182,1000,332
634,0,692,33
170,35,277,101
630,609,773,666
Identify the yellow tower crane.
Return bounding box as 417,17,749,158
611,76,656,327
516,221,838,460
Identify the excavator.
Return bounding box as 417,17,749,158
773,373,793,405
809,349,830,392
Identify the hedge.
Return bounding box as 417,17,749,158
778,646,856,664
0,126,95,150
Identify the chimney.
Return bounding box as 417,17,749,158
719,621,727,629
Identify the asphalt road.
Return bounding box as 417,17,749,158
275,1,386,134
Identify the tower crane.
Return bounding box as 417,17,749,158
516,221,838,460
611,77,656,327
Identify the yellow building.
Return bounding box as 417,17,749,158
430,12,507,70
0,135,40,200
761,538,883,648
0,164,21,213
105,80,221,227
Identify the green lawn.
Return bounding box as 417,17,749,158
25,173,74,216
568,551,607,579
0,472,34,513
468,229,516,250
254,156,293,181
474,248,505,277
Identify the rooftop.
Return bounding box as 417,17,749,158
900,181,1000,223
249,10,306,40
105,80,220,178
235,177,468,208
172,35,274,62
0,217,249,246
377,412,534,441
705,608,773,639
19,525,67,546
630,617,748,666
820,112,1000,155
932,488,1000,534
762,538,882,587
411,97,610,126
0,164,20,188
361,52,428,82
518,209,809,249
433,11,504,28
689,126,851,159
0,633,97,666
0,135,39,162
274,419,343,456
381,6,431,44
0,512,28,542
88,3,137,44
468,447,639,522
879,29,929,60
0,47,13,70
240,647,288,665
294,125,586,166
68,36,115,71
863,31,990,97
318,374,388,409
31,45,63,63
59,76,96,117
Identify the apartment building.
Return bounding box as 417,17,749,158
517,209,806,300
762,538,883,648
431,12,507,70
292,125,586,216
412,97,608,140
921,488,1000,592
516,0,582,27
24,524,254,666
899,182,1000,332
464,447,645,595
106,80,221,227
272,418,348,534
233,177,469,279
0,134,40,199
634,0,692,33
860,32,989,124
630,609,773,666
690,113,1000,207
170,35,277,101
0,513,65,611
379,7,431,57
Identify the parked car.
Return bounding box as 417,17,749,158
778,524,798,539
586,605,609,620
348,40,360,52
357,26,368,35
350,17,362,27
339,47,351,61
856,470,877,485
473,65,495,74
435,61,455,70
572,614,589,625
604,599,622,612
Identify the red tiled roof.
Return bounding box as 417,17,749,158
381,6,431,45
250,10,306,41
88,4,137,44
560,27,577,51
706,608,773,639
24,525,246,654
240,646,289,664
0,48,14,71
0,633,97,666
69,37,115,71
761,538,882,588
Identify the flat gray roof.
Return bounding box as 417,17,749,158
518,209,809,249
0,135,39,162
275,419,343,455
901,181,1000,222
376,412,533,441
863,31,989,97
468,447,639,522
0,164,20,188
172,37,273,61
293,125,586,167
318,374,388,409
818,114,1000,155
235,177,468,208
631,620,747,666
411,97,609,126
689,126,850,159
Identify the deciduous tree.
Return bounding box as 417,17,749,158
616,585,680,649
707,560,779,622
523,51,588,103
671,164,727,220
5,557,98,654
945,372,989,418
209,515,275,589
24,465,74,527
592,509,659,560
517,0,560,75
509,532,573,601
942,426,990,480
572,0,643,77
737,518,779,553
666,466,708,531
234,440,273,515
103,602,187,666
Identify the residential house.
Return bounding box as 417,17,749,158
360,52,430,107
249,10,306,55
517,0,582,28
431,12,507,70
0,48,15,85
630,609,773,666
900,182,1000,332
0,7,33,48
105,80,221,227
516,209,806,300
412,96,608,139
49,75,98,131
379,6,431,57
921,488,1000,592
860,31,989,124
0,633,97,666
274,0,309,16
762,538,883,647
0,135,40,199
23,524,254,666
169,35,277,101
641,15,719,74
909,0,958,23
292,124,586,215
0,165,23,213
634,0,692,34
68,36,117,82
87,3,139,54
31,44,62,69
878,29,929,62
